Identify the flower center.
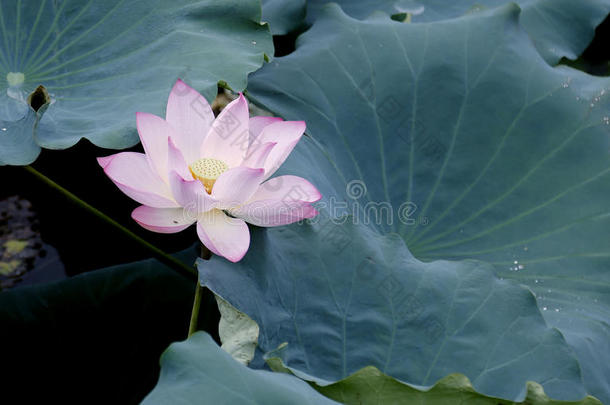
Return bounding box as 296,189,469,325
189,158,229,193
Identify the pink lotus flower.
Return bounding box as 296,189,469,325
98,79,320,262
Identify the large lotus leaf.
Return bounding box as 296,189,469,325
0,0,272,166
199,218,589,402
237,3,609,403
142,332,339,405
263,0,610,65
265,362,601,405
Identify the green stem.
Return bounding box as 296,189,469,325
24,165,196,279
188,245,211,337
188,282,203,337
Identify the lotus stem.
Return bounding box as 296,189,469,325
188,245,211,337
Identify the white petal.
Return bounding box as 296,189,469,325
169,171,217,216
200,94,250,168
166,79,214,163
136,112,177,182
168,137,192,180
241,141,276,169
231,176,321,227
251,120,305,180
252,175,321,203
249,116,282,141
132,206,195,233
98,152,177,208
211,167,265,208
197,209,250,262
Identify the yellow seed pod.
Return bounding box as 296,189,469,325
189,158,229,193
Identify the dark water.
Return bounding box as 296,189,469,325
0,195,65,289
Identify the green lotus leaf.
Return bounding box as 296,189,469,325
200,216,590,402
0,0,272,165
316,367,602,405
201,3,610,403
262,0,610,65
142,332,339,405
265,359,601,405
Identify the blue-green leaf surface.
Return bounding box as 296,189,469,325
262,0,306,35
408,0,610,64
142,332,339,405
0,0,272,165
200,218,588,402
264,0,610,65
206,4,610,403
